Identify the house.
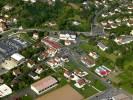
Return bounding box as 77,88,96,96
3,4,13,11
95,65,111,77
72,21,80,26
28,72,40,80
38,47,57,60
47,58,63,69
128,10,132,14
46,57,63,69
33,32,39,40
97,42,108,51
30,0,36,3
41,36,61,50
101,14,108,17
114,8,121,13
64,70,80,81
64,69,73,79
64,40,71,46
59,31,77,41
101,21,107,26
12,69,21,76
82,1,87,5
0,84,12,98
0,22,7,32
89,52,99,59
74,78,86,88
11,53,25,64
27,60,36,68
111,23,117,29
115,18,121,23
63,69,88,88
114,35,133,45
61,55,69,62
128,5,133,10
108,20,114,24
31,76,58,95
109,11,115,16
38,51,49,61
127,20,133,27
123,17,128,22
35,66,44,74
74,70,88,77
47,0,55,5
46,47,57,57
81,56,95,68
130,30,133,35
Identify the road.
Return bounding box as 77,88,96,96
64,37,133,100
89,88,133,100
0,27,105,38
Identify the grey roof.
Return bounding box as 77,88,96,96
97,42,107,49
121,36,133,43
28,72,37,77
0,38,28,58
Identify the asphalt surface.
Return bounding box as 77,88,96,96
89,88,133,100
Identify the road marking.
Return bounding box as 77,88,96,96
91,85,102,93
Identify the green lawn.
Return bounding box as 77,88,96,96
20,33,35,44
71,83,98,98
86,73,107,91
79,43,97,53
65,60,80,70
116,69,133,94
121,84,133,94
21,95,33,100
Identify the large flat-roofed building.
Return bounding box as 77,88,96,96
0,37,27,60
0,84,12,98
0,53,25,71
31,76,58,95
11,53,25,64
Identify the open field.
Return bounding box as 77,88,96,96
36,84,83,100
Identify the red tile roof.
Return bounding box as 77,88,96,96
42,37,61,49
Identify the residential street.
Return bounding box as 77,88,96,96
89,88,133,100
